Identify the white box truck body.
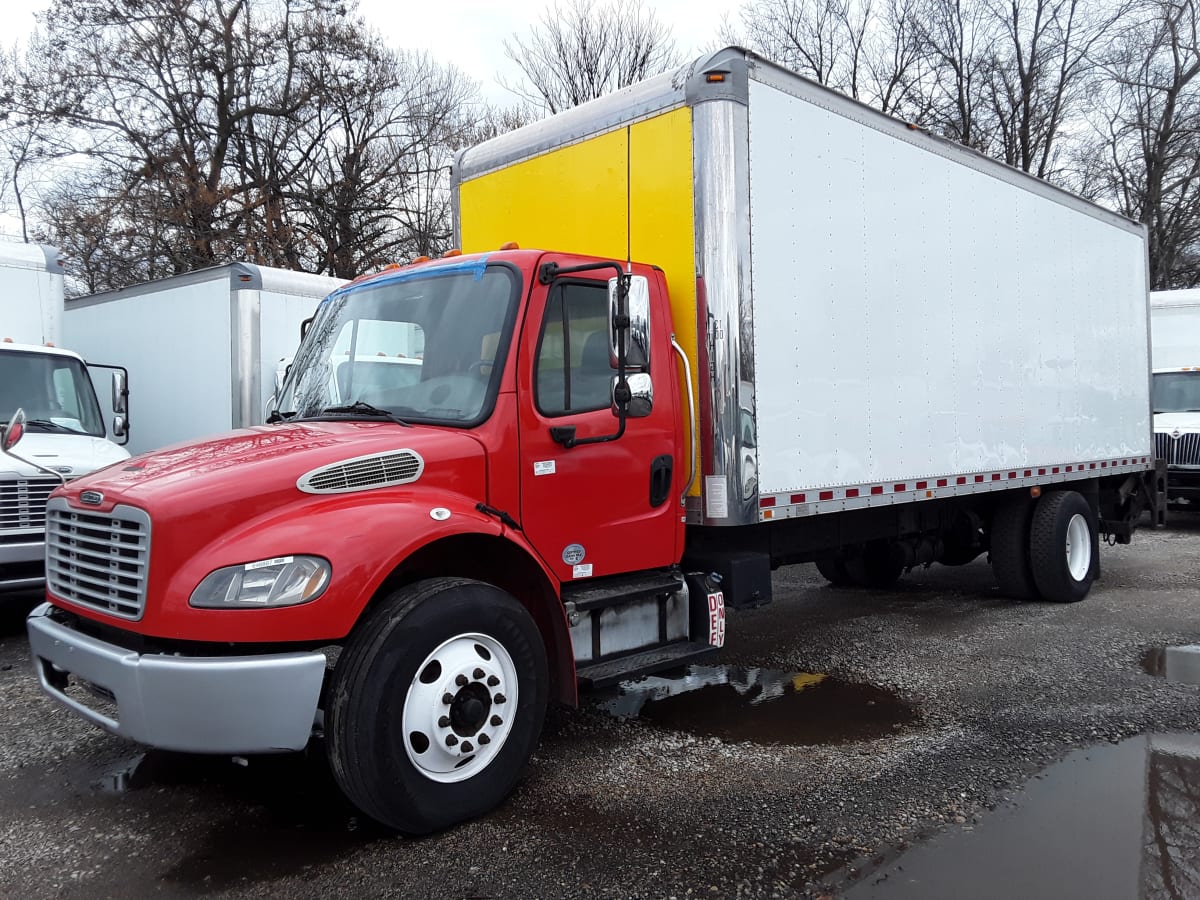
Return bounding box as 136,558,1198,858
0,242,129,591
63,263,346,456
455,46,1158,602
1150,289,1200,506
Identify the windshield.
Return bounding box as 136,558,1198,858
0,349,105,437
1152,372,1200,413
277,263,520,426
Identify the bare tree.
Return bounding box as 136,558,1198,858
1077,0,1200,287
503,0,682,115
731,0,932,117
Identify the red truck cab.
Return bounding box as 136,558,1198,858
27,249,718,833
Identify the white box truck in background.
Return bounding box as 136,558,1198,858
0,241,129,591
1150,289,1200,507
63,263,346,456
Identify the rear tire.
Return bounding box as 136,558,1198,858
815,556,854,586
1029,491,1097,603
845,541,904,589
327,577,548,834
991,496,1039,601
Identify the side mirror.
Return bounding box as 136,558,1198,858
613,372,653,418
2,408,26,453
112,370,128,415
608,275,651,371
112,414,128,438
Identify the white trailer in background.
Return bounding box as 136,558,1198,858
0,241,129,591
1150,289,1200,507
63,263,346,456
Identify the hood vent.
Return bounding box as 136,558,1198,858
298,450,425,494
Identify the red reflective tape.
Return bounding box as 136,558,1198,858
957,476,967,485
1090,463,1096,469
1101,462,1107,468
790,493,806,504
937,479,948,488
819,490,834,501
1007,472,1016,479
917,481,928,490
894,483,907,492
1052,467,1060,474
760,497,776,508
992,473,1001,481
973,475,983,483
1038,468,1046,475
846,488,860,498
871,486,884,495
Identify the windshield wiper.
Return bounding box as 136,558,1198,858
266,409,297,424
302,400,411,427
25,418,86,434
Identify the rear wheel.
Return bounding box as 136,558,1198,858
1029,491,1097,603
845,541,904,589
991,496,1039,601
327,577,548,834
815,556,854,586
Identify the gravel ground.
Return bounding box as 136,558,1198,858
1,512,1198,899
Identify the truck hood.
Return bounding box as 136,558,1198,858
0,431,129,479
52,421,488,531
1153,412,1200,433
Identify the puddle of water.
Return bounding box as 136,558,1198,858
831,734,1200,900
595,665,916,745
1142,645,1200,685
83,749,384,890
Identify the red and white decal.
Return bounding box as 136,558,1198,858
707,591,726,648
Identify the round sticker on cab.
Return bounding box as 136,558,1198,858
562,544,585,565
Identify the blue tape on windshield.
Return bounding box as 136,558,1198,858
322,255,492,305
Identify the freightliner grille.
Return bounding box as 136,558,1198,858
0,477,60,536
45,498,151,620
1156,432,1200,467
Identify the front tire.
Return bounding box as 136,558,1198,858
327,577,548,834
1029,491,1097,603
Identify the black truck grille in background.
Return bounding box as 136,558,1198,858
1157,432,1200,467
0,477,60,534
45,500,151,620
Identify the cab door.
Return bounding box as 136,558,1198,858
517,263,680,583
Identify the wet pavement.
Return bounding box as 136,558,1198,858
0,513,1198,897
1142,645,1200,685
596,665,917,745
832,734,1200,900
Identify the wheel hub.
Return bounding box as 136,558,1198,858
403,633,518,783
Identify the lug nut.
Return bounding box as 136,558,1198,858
445,735,458,747
478,733,490,745
455,674,468,687
461,741,474,753
441,693,454,705
487,675,499,687
438,715,450,728
490,715,502,726
493,693,506,704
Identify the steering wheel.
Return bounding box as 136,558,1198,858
466,360,492,377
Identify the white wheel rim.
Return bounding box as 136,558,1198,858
403,632,518,784
1065,513,1091,582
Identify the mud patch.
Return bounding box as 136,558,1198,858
831,734,1200,899
595,665,916,745
1142,645,1200,685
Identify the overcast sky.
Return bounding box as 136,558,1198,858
12,0,733,103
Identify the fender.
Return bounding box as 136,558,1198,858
140,488,508,643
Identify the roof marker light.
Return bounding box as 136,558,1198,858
499,241,520,250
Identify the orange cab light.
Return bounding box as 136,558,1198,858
45,342,55,347
2,337,12,343
499,241,520,250
442,248,462,258
412,255,431,264
706,73,726,83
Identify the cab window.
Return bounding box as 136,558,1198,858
536,282,615,416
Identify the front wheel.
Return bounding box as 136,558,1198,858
327,577,548,833
1029,491,1097,603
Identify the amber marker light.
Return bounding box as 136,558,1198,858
499,241,520,250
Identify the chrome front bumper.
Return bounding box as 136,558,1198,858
0,536,45,589
26,603,326,753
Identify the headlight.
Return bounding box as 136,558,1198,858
189,556,331,609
